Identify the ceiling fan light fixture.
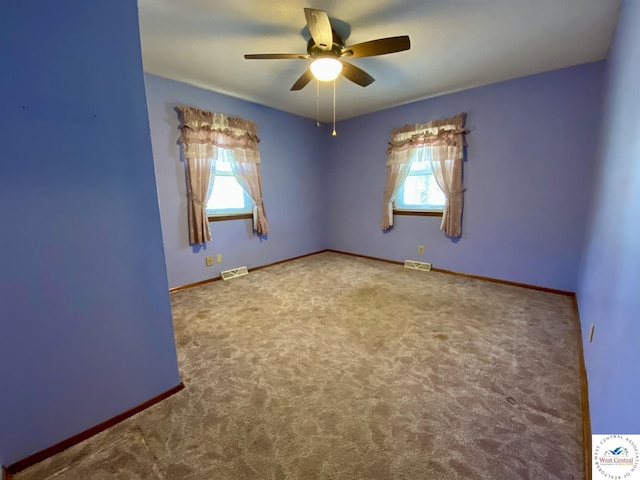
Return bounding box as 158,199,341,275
310,57,343,81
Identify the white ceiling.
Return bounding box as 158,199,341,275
138,0,620,122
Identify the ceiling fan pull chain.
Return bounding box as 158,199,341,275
332,79,337,137
316,79,321,127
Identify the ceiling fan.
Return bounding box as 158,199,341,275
244,8,411,91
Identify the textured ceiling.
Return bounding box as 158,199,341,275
138,0,620,122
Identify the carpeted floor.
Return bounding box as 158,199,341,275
15,252,584,479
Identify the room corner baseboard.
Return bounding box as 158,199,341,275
169,250,329,293
572,297,592,480
325,249,404,266
430,267,575,296
2,466,13,480
7,382,185,475
326,249,574,296
248,250,329,273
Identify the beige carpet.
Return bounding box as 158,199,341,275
16,252,584,479
43,430,162,480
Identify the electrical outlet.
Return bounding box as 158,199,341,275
205,256,213,266
589,323,595,343
418,245,424,254
216,253,222,263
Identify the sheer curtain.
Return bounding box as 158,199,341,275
177,106,269,244
228,148,269,234
381,131,416,230
426,145,464,237
383,113,467,237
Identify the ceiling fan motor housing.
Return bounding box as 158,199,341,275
307,31,345,58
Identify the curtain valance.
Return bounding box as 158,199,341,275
177,106,261,162
386,113,467,164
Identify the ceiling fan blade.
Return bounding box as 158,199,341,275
342,36,410,58
290,69,314,91
340,61,375,87
244,53,309,60
304,8,333,50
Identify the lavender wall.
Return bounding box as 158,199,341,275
577,0,640,434
145,75,327,289
327,62,605,292
0,0,180,467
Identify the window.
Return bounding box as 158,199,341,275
383,113,466,234
206,151,253,219
394,150,445,213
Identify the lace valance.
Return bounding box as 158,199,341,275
177,106,261,161
387,113,468,157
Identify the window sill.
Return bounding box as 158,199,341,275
394,209,443,217
208,213,253,222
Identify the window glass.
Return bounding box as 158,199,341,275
206,152,253,216
395,152,445,211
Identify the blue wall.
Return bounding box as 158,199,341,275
145,75,327,289
0,0,180,466
577,0,640,434
326,63,605,292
